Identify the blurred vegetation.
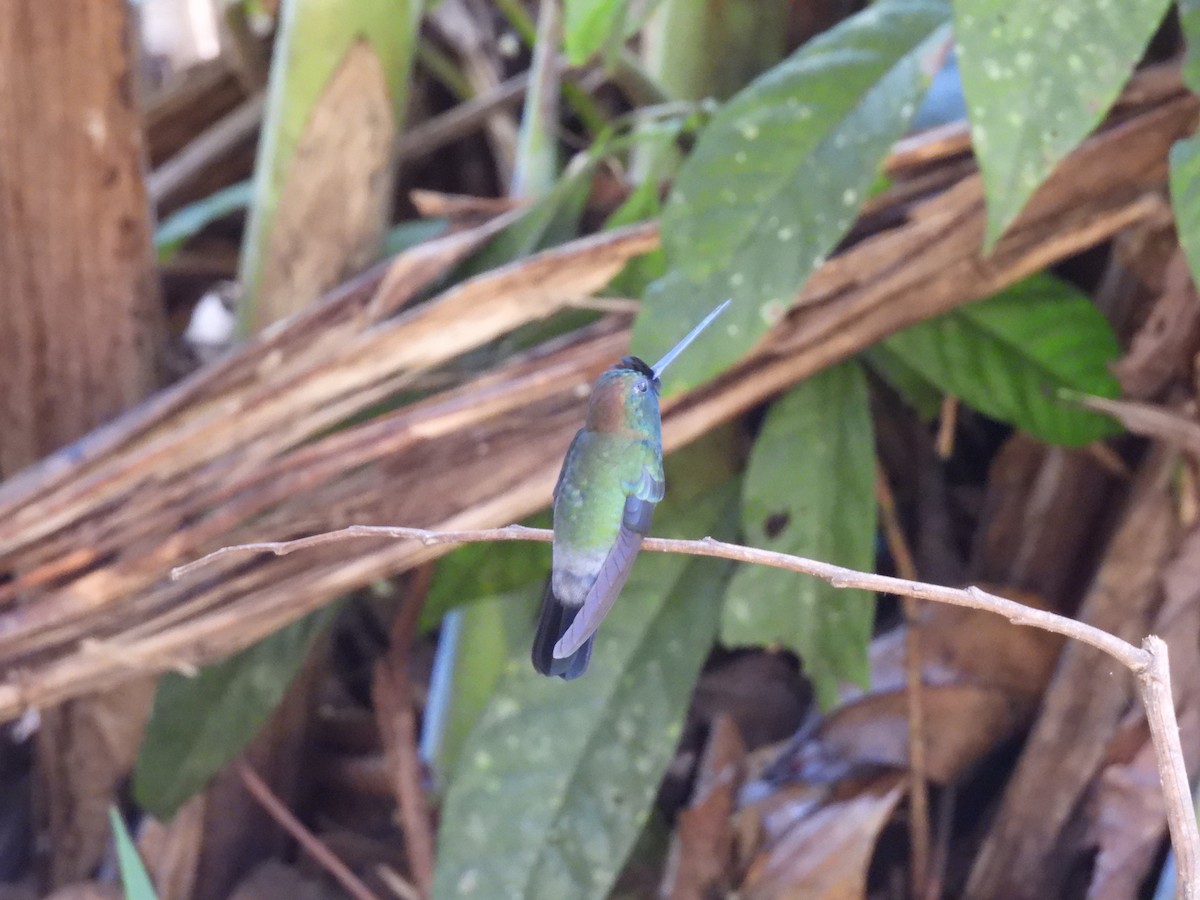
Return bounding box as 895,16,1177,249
29,0,1196,895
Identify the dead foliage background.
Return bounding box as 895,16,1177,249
3,1,1200,899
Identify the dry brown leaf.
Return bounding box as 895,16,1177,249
1114,248,1200,398
812,683,1026,785
736,780,831,856
138,794,206,900
741,774,904,900
1088,724,1170,900
965,450,1179,899
753,591,1063,790
408,189,522,218
868,591,1064,703
730,591,1065,899
661,715,747,900
226,860,328,900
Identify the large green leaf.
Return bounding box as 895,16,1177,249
862,343,942,420
133,606,334,819
421,520,550,632
604,175,668,297
722,362,876,709
636,0,951,394
1172,0,1200,286
880,274,1122,446
420,515,552,781
432,445,738,900
109,807,159,900
954,0,1172,247
426,587,543,784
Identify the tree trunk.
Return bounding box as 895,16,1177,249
0,1,163,887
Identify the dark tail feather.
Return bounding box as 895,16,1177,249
532,579,593,680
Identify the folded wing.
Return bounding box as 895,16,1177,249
552,463,664,660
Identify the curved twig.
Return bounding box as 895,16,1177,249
174,523,1199,898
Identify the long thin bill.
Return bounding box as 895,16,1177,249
650,299,732,378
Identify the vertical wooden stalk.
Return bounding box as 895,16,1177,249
0,2,162,479
0,0,163,888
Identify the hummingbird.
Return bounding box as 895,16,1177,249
532,300,732,679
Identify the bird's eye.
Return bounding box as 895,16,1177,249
634,380,648,394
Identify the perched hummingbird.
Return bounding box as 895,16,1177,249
532,300,732,679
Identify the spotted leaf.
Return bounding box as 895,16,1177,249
636,0,951,394
955,0,1173,247
721,362,876,709
433,443,738,900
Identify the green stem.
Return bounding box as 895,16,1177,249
417,40,473,101
493,0,536,44
496,0,609,141
512,0,561,197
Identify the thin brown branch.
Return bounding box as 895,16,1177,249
376,864,423,900
935,396,958,460
372,566,437,899
373,663,435,899
237,762,382,900
181,523,1198,897
168,525,1147,669
397,69,529,164
876,466,930,897
147,93,264,206
1139,636,1200,898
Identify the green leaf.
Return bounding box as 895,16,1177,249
433,443,739,900
1182,0,1200,94
133,606,334,819
512,0,562,198
880,273,1122,446
564,0,628,65
109,806,159,900
862,343,942,420
422,519,551,631
1172,137,1200,286
154,181,252,262
421,514,550,781
604,177,667,296
1172,0,1200,285
639,0,950,393
429,587,543,782
954,0,1172,247
722,362,876,709
470,112,688,277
